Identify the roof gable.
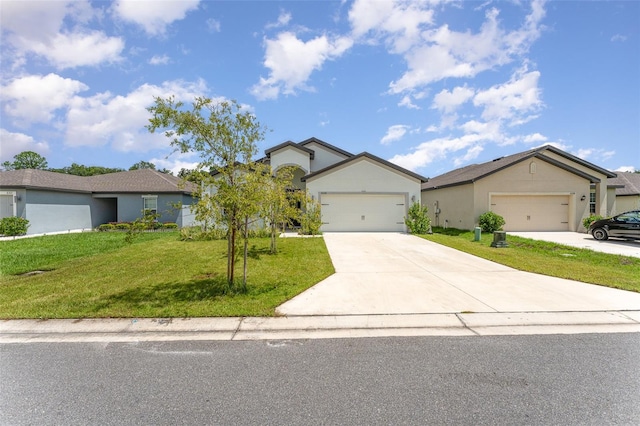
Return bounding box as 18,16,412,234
265,140,315,159
298,137,353,158
302,152,428,183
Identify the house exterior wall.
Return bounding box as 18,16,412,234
306,158,421,202
615,195,640,214
475,160,590,231
305,141,350,172
539,151,610,217
421,184,474,229
23,190,94,234
270,148,311,173
115,193,188,224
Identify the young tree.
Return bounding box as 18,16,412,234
147,96,266,290
260,165,300,254
2,151,48,170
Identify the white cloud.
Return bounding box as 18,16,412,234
1,0,124,70
149,155,199,176
473,69,542,124
398,95,420,109
348,0,435,53
389,133,489,171
206,18,221,33
65,79,209,152
575,148,615,162
1,74,89,125
432,86,475,114
33,32,124,69
385,1,545,94
611,34,627,42
380,125,409,145
149,54,171,65
523,133,547,143
112,0,200,36
453,145,484,166
615,166,636,172
0,129,50,163
266,11,292,29
251,32,353,100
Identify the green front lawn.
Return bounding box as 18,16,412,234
0,233,334,319
421,228,640,293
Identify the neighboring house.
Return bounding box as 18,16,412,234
264,137,428,232
421,145,618,232
608,172,640,214
0,169,197,235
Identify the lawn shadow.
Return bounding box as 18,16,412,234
95,273,234,311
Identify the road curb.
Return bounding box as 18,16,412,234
1,311,639,343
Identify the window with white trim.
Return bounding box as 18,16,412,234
589,189,596,214
142,195,158,215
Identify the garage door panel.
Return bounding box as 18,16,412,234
492,195,569,231
321,193,406,232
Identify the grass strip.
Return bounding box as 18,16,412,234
0,233,334,319
420,228,640,293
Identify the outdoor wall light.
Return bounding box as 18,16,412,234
580,195,586,201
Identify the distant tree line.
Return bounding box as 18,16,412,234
1,151,175,176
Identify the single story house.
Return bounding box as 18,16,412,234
608,172,640,214
421,145,619,232
0,169,197,235
264,137,428,232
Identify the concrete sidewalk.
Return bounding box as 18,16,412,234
509,231,640,258
2,312,640,343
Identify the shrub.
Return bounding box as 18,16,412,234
97,223,115,232
0,217,29,236
299,201,322,236
115,222,131,230
582,214,603,229
179,226,226,241
404,202,431,234
478,211,505,233
163,222,178,229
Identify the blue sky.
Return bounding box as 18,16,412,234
1,0,638,177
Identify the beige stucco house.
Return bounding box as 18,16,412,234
608,172,640,214
421,145,618,232
265,137,427,232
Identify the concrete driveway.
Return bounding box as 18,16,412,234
276,233,640,316
509,231,640,258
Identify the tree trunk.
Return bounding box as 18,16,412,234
242,216,248,292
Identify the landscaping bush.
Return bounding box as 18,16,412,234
97,223,115,232
582,214,603,230
163,222,178,229
0,217,29,236
478,211,505,233
404,202,431,234
299,201,322,236
115,222,131,230
179,226,227,241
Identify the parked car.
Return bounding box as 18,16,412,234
588,210,640,241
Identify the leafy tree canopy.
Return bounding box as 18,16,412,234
2,151,48,170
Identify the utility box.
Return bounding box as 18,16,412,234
490,231,508,248
474,227,481,241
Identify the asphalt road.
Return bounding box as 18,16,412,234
2,334,639,425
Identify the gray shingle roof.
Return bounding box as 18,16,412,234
422,145,616,191
0,169,195,194
609,172,640,196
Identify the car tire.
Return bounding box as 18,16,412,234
592,228,608,241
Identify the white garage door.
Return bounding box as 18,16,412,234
491,195,570,231
320,193,406,232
